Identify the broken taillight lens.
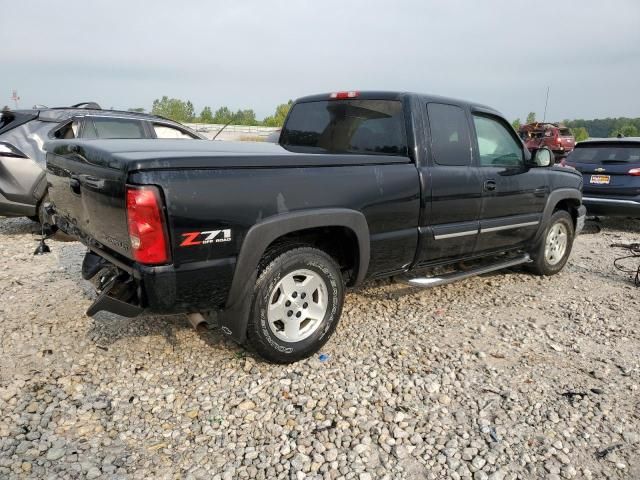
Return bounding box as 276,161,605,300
126,185,170,265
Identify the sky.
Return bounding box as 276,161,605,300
2,0,639,122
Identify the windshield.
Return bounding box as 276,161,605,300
281,99,408,156
569,145,640,163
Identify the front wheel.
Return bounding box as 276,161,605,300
247,247,345,363
529,210,574,276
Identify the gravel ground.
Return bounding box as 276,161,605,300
0,216,639,480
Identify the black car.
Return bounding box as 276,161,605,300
0,103,204,223
565,138,640,216
45,91,585,362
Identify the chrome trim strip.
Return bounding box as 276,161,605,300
480,221,539,233
582,197,640,205
433,229,478,240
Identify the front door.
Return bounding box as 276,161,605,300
472,113,548,253
414,102,483,266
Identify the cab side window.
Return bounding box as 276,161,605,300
83,118,146,139
427,103,472,166
473,115,523,167
53,120,80,139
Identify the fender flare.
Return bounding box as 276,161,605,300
218,208,370,343
533,188,582,244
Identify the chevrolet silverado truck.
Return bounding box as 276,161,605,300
45,91,586,363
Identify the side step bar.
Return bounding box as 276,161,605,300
398,254,531,288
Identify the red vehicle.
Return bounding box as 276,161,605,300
519,123,575,160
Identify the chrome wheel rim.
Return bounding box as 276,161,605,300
267,269,328,343
544,223,568,266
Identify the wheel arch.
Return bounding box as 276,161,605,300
533,189,582,244
218,208,370,343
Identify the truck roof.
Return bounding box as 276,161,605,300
295,91,502,116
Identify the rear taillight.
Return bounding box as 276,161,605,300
126,185,169,265
628,168,640,176
329,91,359,99
0,141,27,158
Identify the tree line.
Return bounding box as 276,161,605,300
138,96,293,127
510,111,639,141
137,97,640,138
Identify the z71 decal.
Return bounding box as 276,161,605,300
180,229,232,247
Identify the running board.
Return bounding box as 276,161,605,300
398,254,531,288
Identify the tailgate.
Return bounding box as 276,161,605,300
45,141,132,257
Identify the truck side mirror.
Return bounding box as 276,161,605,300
532,147,554,167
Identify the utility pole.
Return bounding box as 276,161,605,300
542,86,550,122
11,90,20,109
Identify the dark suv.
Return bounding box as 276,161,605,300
565,138,640,216
0,103,203,222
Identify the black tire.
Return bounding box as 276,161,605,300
529,210,574,276
247,247,345,363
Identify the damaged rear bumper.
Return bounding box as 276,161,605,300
82,247,235,318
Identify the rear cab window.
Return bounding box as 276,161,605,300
280,99,408,156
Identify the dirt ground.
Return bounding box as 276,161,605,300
0,216,639,479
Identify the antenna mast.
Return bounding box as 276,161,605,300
542,86,550,122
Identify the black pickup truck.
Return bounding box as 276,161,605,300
45,91,585,363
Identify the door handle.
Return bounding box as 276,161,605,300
534,187,547,197
484,180,497,192
69,177,81,195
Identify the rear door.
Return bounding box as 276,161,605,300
472,113,547,253
414,102,482,265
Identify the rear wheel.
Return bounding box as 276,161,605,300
247,247,344,363
529,210,574,276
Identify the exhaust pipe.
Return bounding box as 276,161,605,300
187,313,207,330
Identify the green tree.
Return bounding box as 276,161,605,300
511,118,521,131
199,106,213,123
526,112,536,124
151,96,195,123
212,106,233,124
233,109,258,126
263,100,293,127
570,127,589,142
610,124,639,138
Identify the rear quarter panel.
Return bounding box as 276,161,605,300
130,163,421,277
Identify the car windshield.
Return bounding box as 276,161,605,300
559,128,572,136
280,99,408,156
569,145,640,163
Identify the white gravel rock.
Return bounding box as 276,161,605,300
0,216,639,478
